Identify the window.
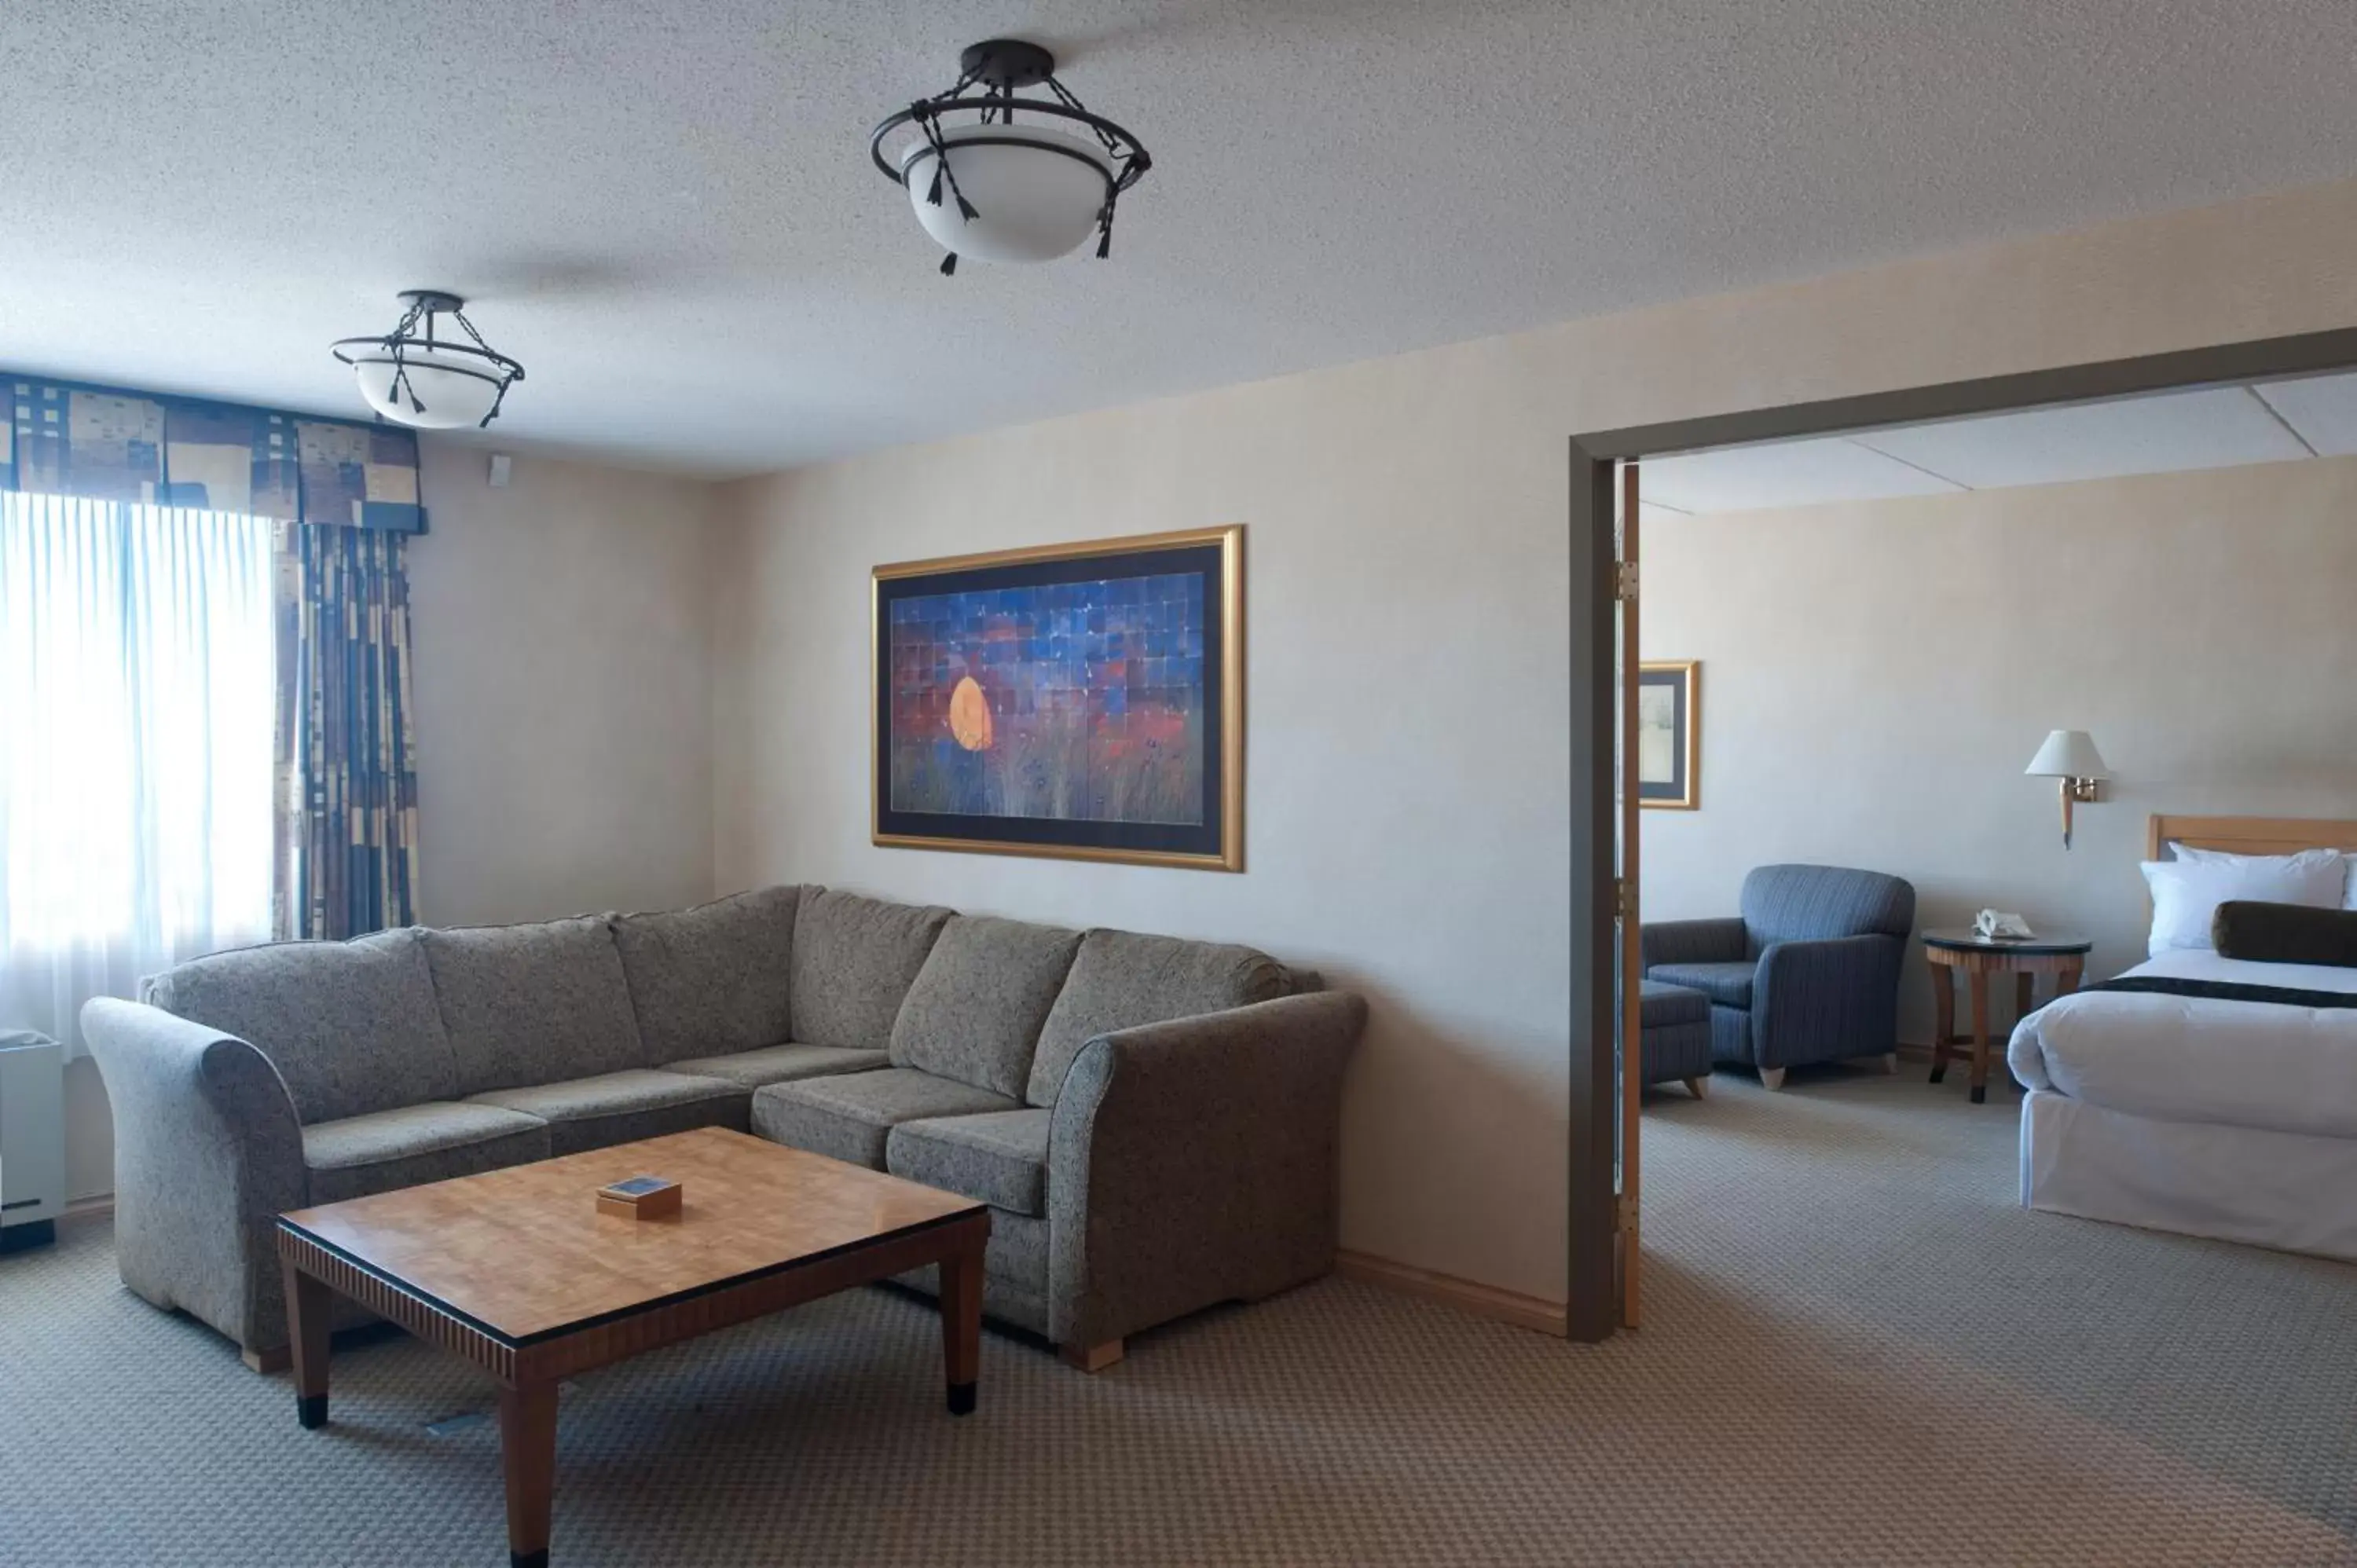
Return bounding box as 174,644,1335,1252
0,492,276,1047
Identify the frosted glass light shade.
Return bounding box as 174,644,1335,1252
350,352,506,430
2025,729,2110,779
901,124,1116,262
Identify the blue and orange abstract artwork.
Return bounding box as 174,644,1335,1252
873,530,1239,867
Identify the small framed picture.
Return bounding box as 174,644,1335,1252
1638,661,1699,810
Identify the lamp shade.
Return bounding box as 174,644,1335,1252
332,291,525,430
349,350,507,430
901,124,1117,263
2025,729,2110,779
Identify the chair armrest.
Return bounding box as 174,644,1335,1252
1751,934,1905,1068
79,998,307,1354
1640,917,1747,972
1046,990,1367,1348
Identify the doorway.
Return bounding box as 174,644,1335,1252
1565,324,2357,1340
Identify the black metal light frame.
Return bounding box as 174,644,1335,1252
869,38,1153,275
330,290,526,427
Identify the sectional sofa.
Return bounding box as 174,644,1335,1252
81,886,1366,1372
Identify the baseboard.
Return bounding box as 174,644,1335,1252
1334,1249,1567,1338
62,1194,114,1223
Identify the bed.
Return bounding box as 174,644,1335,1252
2007,813,2357,1262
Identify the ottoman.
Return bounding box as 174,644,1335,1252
1639,980,1713,1099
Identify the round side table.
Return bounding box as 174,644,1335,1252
1920,928,2092,1104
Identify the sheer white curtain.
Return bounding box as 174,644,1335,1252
0,492,276,1053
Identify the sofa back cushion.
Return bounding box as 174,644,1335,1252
889,916,1083,1098
423,917,647,1095
1025,929,1292,1106
1739,864,1916,951
143,929,456,1125
614,886,801,1063
790,891,954,1052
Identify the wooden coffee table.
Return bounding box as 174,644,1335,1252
275,1127,989,1567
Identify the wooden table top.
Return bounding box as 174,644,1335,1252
279,1127,981,1347
1921,926,2092,956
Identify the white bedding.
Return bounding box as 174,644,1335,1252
2007,949,2357,1139
2020,1090,2357,1263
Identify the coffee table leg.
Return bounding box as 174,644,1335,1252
283,1257,332,1429
940,1242,983,1416
499,1382,559,1568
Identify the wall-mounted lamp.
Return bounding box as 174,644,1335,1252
2025,729,2110,850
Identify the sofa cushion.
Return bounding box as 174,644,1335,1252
302,1101,550,1206
1637,978,1713,1028
887,1109,1051,1217
750,1068,1018,1170
1025,929,1292,1107
789,892,954,1052
144,929,456,1125
1646,961,1756,1009
663,1043,889,1090
469,1069,749,1157
889,916,1083,1098
423,917,648,1095
613,886,801,1063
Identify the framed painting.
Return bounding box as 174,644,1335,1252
873,525,1244,870
1637,660,1699,810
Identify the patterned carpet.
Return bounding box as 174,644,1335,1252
4,1068,2355,1566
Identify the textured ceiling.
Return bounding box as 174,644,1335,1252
5,1,2357,476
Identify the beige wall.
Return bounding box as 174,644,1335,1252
1641,456,2357,1045
711,379,1578,1300
711,177,2357,1306
63,1058,112,1201
64,443,720,1202
407,443,719,926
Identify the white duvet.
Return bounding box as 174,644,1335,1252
2007,950,2357,1139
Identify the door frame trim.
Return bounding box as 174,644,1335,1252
1563,323,2357,1342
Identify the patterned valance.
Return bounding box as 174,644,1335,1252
1,374,425,533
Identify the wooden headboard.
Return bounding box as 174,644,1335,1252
2146,814,2357,860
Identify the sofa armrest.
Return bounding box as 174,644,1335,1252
79,998,307,1355
1751,934,1905,1068
1640,917,1747,972
1045,990,1368,1348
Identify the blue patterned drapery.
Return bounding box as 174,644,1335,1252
273,522,421,940
2,368,427,942
2,374,424,533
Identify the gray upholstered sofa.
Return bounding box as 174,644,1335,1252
80,886,1365,1373
1640,864,1915,1089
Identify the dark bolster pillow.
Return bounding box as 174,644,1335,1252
2211,900,2357,968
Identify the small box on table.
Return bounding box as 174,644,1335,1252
596,1175,683,1220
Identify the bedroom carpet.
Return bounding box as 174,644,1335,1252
4,1068,2353,1566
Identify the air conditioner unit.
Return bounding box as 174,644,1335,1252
0,1033,66,1254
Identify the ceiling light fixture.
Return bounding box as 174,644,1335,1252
869,38,1152,277
331,290,526,429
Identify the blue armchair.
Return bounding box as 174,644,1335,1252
1640,864,1915,1089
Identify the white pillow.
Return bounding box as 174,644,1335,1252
2166,841,2357,912
2143,850,2348,958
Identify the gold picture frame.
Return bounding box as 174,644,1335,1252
871,524,1245,870
1637,660,1699,811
